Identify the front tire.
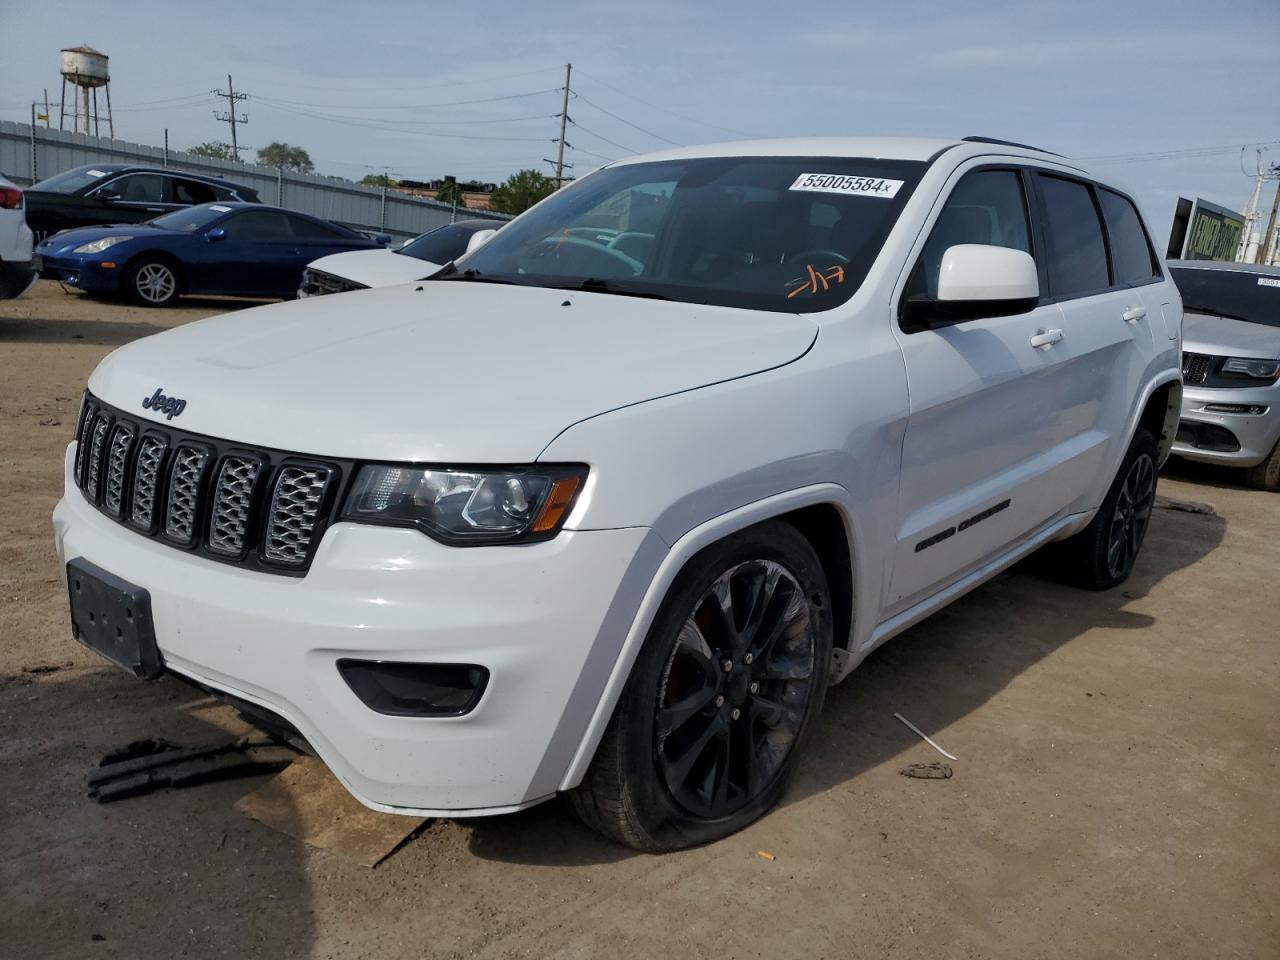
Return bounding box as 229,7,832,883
1054,428,1159,590
124,257,181,307
570,521,832,851
1244,440,1280,492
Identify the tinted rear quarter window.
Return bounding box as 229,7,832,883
1038,175,1109,298
287,215,348,240
1098,188,1159,285
171,178,217,205
222,211,293,241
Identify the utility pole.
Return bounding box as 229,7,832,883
1259,173,1280,266
554,63,572,186
212,74,249,162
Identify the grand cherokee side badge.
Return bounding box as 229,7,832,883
142,387,187,420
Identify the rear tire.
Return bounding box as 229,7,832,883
569,521,833,851
124,257,181,308
1245,440,1280,492
1052,428,1159,590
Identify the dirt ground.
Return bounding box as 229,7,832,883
1,281,1276,959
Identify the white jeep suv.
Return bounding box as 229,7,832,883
53,137,1182,850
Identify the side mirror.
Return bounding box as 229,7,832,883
464,229,497,255
903,244,1039,332
205,227,226,243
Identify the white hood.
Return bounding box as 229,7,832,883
88,281,817,462
308,248,440,289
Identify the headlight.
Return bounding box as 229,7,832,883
342,464,587,545
1221,357,1280,381
73,236,133,254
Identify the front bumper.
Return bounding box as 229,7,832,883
1173,383,1280,467
36,252,121,291
53,445,655,815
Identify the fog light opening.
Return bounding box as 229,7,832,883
337,659,489,717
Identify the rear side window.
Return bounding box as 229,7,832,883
171,178,216,205
904,169,1033,301
1097,188,1159,285
1037,175,1109,298
221,210,293,241
286,215,347,239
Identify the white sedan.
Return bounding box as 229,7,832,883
298,218,499,297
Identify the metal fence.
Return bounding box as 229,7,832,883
0,120,509,242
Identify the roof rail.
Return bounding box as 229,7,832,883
962,136,1063,157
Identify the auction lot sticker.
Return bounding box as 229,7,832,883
789,173,904,198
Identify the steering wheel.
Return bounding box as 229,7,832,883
782,249,851,269
532,236,643,276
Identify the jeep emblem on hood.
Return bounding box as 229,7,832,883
142,387,187,420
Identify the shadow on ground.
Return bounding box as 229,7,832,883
0,294,267,347
0,667,313,959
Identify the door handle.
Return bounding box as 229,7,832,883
1029,328,1064,349
145,207,165,212
1122,306,1147,324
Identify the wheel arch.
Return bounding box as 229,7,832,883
1137,375,1182,468
555,484,865,794
122,249,187,293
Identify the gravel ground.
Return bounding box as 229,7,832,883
2,281,1276,959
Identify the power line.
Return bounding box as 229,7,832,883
567,145,618,163
264,64,560,94
572,69,758,139
254,100,551,142
571,91,683,147
568,119,637,155
1081,140,1280,164
253,89,556,111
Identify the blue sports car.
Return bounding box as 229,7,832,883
36,202,379,307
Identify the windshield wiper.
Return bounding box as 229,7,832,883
546,277,672,300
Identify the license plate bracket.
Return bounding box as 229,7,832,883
67,558,162,680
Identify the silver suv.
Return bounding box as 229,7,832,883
1170,260,1280,491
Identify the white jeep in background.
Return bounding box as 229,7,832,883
0,172,37,299
53,136,1182,851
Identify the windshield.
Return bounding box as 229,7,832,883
33,165,118,195
449,156,925,312
399,222,487,263
148,205,232,232
1171,266,1280,328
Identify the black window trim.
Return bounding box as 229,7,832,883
896,163,1044,332
1095,184,1165,290
1029,170,1164,305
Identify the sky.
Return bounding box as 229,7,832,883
1,0,1276,238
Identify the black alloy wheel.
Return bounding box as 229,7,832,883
1106,452,1155,581
570,521,833,851
656,559,816,819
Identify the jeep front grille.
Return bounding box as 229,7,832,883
264,466,331,565
72,392,344,576
208,456,262,556
1182,352,1213,385
102,423,136,518
129,435,168,531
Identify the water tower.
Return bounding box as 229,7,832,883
59,45,113,138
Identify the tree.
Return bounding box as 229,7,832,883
256,142,314,173
434,179,465,208
187,141,233,160
488,169,556,215
360,173,396,188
